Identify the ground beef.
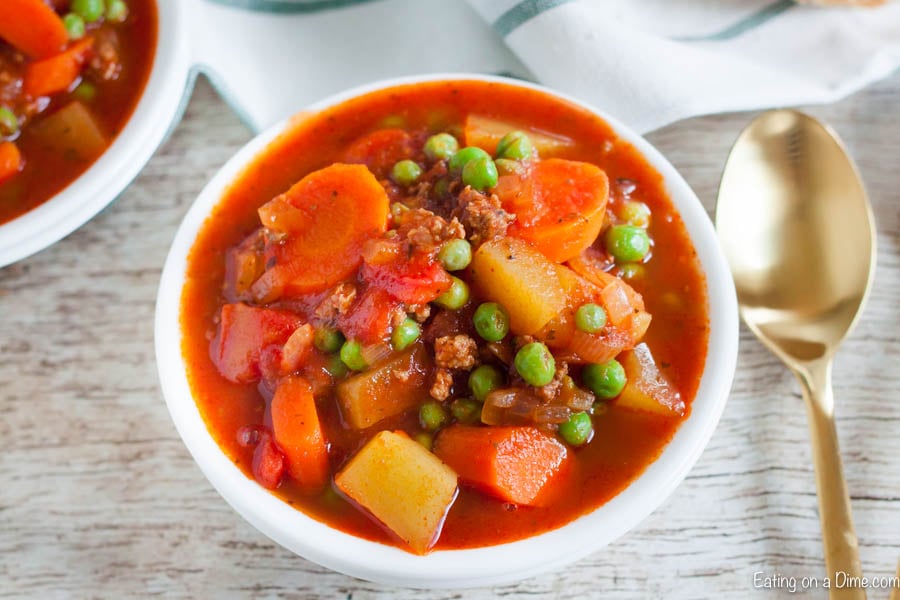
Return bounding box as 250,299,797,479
389,305,408,328
88,29,122,81
396,208,465,257
412,160,449,209
454,186,514,248
430,368,453,401
408,303,431,323
314,282,356,321
434,334,478,370
534,363,569,403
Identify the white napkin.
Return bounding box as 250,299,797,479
191,0,900,134
464,0,900,132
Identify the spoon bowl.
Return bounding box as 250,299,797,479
717,109,876,599
717,110,876,363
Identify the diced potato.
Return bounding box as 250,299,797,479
464,114,574,157
336,343,432,429
470,237,566,335
335,431,458,554
616,343,685,416
28,101,107,161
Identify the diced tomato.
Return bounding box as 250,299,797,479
337,287,399,345
252,432,285,490
340,129,415,178
210,303,304,383
360,259,451,305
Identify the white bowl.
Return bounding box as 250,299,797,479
0,0,192,267
155,74,739,588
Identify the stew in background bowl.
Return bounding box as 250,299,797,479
0,0,157,224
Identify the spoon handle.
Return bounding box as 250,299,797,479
798,359,866,600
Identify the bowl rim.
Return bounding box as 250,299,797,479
0,0,192,268
155,73,739,588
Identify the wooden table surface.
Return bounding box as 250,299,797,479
1,73,897,599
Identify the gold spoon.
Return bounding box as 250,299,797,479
716,110,876,599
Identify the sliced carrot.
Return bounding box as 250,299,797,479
23,38,94,98
503,159,610,263
0,142,22,184
433,425,569,506
270,376,330,491
0,0,68,59
251,163,389,301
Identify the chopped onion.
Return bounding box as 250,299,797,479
360,342,393,366
533,404,571,424
567,387,595,411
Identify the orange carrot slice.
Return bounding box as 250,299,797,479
251,163,389,300
0,142,22,184
504,159,609,263
23,38,94,98
433,425,569,506
270,376,330,491
0,0,68,59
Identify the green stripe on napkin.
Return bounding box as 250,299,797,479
493,0,574,37
674,0,795,42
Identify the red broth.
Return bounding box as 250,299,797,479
180,80,709,551
0,0,158,224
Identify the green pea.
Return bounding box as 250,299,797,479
462,156,498,191
575,303,607,334
419,401,448,432
448,146,490,174
473,302,509,342
325,354,348,379
496,131,534,161
433,276,469,310
391,318,420,351
438,238,472,271
558,412,593,446
450,398,482,424
314,328,344,353
71,81,97,103
605,225,651,263
432,177,450,199
582,359,627,399
469,365,504,402
424,132,459,162
414,432,434,451
391,159,422,187
514,342,556,387
621,201,651,228
339,340,367,371
619,263,645,283
63,13,86,40
0,107,18,138
72,0,106,22
494,158,524,176
106,0,128,22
